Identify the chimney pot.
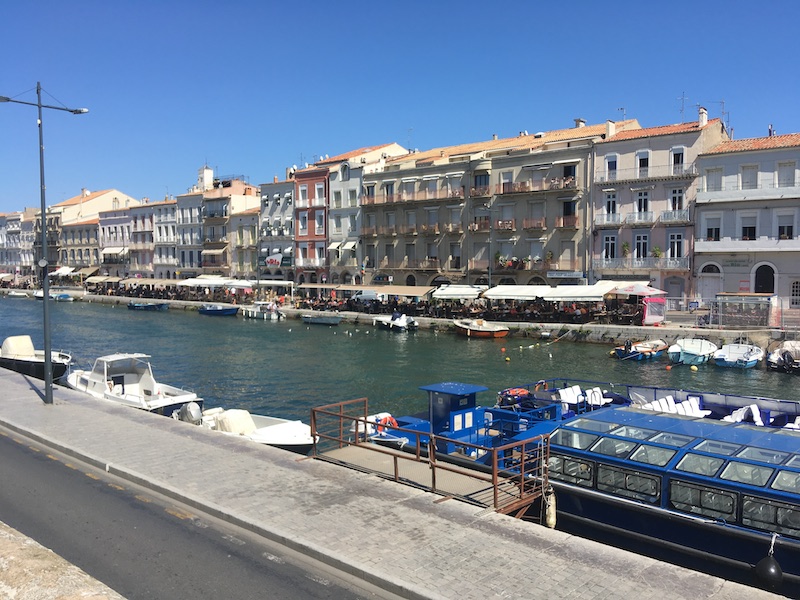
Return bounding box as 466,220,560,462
698,106,708,127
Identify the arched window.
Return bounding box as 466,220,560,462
405,274,416,286
701,264,720,274
754,264,775,294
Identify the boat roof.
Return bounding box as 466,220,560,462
419,382,489,395
95,353,151,362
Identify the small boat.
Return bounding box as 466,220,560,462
6,290,29,298
667,338,718,365
373,312,419,332
612,339,668,360
242,301,285,320
175,403,315,454
128,301,169,311
301,313,342,326
452,318,509,339
65,353,202,416
198,303,239,316
0,335,72,382
53,293,74,302
767,340,800,374
713,343,765,369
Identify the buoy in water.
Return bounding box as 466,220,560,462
501,347,506,353
690,365,698,372
666,365,672,371
505,357,510,362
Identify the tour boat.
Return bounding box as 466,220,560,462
242,301,285,320
0,335,72,382
767,341,800,374
452,318,509,339
713,343,765,369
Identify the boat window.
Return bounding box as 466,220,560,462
743,496,800,538
694,440,741,456
589,437,637,458
629,444,677,467
649,432,694,447
719,461,774,487
609,425,657,440
675,453,724,477
551,429,598,450
786,455,800,469
771,470,800,494
548,455,593,487
670,480,736,520
736,447,789,465
597,464,660,502
567,418,617,433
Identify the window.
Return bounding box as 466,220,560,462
743,495,800,537
671,148,685,175
603,235,616,259
670,188,684,211
348,215,356,232
340,164,350,182
365,185,375,199
792,281,800,309
777,161,796,188
605,155,618,180
668,233,683,258
551,429,598,450
777,213,795,239
501,171,513,193
548,455,593,487
670,481,736,520
597,464,660,502
474,173,489,192
333,215,342,233
426,179,437,199
386,212,396,229
704,215,721,241
348,189,358,207
605,192,617,214
315,183,325,202
299,185,308,202
634,233,648,259
741,165,758,190
705,168,723,192
589,437,637,458
771,470,800,494
720,461,774,487
630,445,677,467
563,164,576,179
676,453,724,476
740,215,757,240
333,190,342,208
636,151,650,177
385,182,395,199
636,191,649,213
405,242,416,262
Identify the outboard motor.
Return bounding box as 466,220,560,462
781,350,795,373
178,401,203,425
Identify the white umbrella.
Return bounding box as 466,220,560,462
608,283,667,297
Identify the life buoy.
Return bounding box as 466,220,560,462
534,380,548,392
505,388,529,397
377,415,398,433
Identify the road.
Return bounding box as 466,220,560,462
0,427,394,600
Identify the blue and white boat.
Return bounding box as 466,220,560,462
359,378,800,594
612,339,668,361
301,313,342,326
668,338,718,365
128,301,169,311
713,343,765,369
198,303,239,316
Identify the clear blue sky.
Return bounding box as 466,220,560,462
2,0,798,214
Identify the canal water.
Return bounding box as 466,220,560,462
2,297,798,420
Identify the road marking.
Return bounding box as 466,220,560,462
135,494,152,503
84,472,100,480
28,446,41,452
63,463,78,470
165,508,195,520
108,483,125,491
46,454,60,462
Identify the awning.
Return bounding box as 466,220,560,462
552,158,581,165
49,266,74,276
201,248,226,256
0,273,14,281
77,266,99,276
327,242,341,250
336,284,435,298
101,247,127,255
432,285,487,300
342,241,357,250
482,280,649,302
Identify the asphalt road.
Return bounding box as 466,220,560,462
0,427,394,600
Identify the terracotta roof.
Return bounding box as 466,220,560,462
315,143,399,165
599,119,721,143
63,217,99,226
705,133,800,155
234,206,261,216
54,189,113,207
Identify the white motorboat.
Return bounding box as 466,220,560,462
242,301,285,320
713,343,765,369
373,312,419,332
767,340,800,373
667,338,718,365
65,353,201,416
176,403,315,454
0,335,72,382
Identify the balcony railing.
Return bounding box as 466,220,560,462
295,257,326,268
522,217,546,229
419,224,440,235
594,162,698,183
625,212,655,225
659,209,690,223
495,219,515,231
594,213,622,227
443,223,463,234
592,256,690,271
360,187,464,205
555,215,579,229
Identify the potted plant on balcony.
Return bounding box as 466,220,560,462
651,246,662,258
621,242,630,257
545,250,553,264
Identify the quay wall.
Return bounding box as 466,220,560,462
36,293,784,351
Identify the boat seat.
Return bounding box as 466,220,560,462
675,402,687,415
686,396,712,417
749,404,765,426
784,417,800,430
723,407,749,423
215,409,257,435
663,396,677,413
586,387,606,406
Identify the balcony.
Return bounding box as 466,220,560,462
294,257,326,268
555,215,579,229
361,226,377,236
443,223,463,234
594,162,698,184
522,217,546,230
497,181,532,195
624,212,656,225
659,209,690,224
695,235,800,253
419,224,440,235
470,186,491,198
378,225,398,236
594,213,622,227
469,219,491,232
331,256,359,268
592,256,690,271
494,219,515,231
398,225,417,235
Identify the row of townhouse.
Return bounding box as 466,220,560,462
1,108,799,308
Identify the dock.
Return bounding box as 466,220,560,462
0,368,783,599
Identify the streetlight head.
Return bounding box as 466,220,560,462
0,96,11,103
72,108,89,114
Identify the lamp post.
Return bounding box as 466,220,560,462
0,82,88,404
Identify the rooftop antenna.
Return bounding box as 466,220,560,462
677,92,689,122
714,99,729,131
617,107,626,121
407,127,413,150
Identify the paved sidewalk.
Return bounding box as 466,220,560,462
0,370,782,600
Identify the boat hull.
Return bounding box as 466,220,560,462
128,302,169,311
0,355,70,382
452,319,509,338
198,305,239,316
301,314,342,325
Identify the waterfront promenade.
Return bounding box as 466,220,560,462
0,369,783,599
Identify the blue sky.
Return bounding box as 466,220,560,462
2,0,799,214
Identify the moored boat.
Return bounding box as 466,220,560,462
0,335,72,382
127,301,169,311
175,403,315,454
612,339,668,360
373,312,419,332
668,338,718,365
301,313,342,326
198,303,239,316
65,353,202,416
6,290,29,298
452,318,509,339
713,343,765,369
767,341,800,374
242,301,285,320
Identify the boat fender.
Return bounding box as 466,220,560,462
534,380,548,392
544,487,557,529
377,415,398,434
755,533,783,591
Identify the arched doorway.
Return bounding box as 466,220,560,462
527,276,547,285
697,263,722,305
754,264,775,294
405,274,416,286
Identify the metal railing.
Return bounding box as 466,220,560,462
310,398,550,517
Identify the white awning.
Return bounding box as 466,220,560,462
432,285,487,300
523,163,552,170
342,241,357,250
482,280,648,302
552,158,580,165
49,266,75,276
101,247,127,255
327,242,341,250
201,248,226,256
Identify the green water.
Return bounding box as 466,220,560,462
2,298,798,420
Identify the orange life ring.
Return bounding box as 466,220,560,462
534,381,549,392
377,415,398,433
505,388,529,397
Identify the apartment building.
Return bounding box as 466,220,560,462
151,199,179,280
59,218,100,278
259,177,295,282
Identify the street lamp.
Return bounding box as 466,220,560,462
0,82,88,404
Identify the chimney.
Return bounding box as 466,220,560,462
768,124,774,137
274,175,279,183
81,188,90,197
574,118,586,128
493,133,498,140
698,106,708,127
606,120,616,138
